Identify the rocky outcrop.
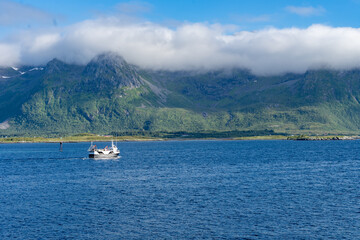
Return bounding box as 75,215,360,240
83,52,143,89
287,135,359,140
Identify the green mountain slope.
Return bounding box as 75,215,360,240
2,53,360,136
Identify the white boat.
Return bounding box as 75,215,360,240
88,141,120,158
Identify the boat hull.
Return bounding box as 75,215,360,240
89,152,120,158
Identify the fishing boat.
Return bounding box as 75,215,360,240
88,141,120,158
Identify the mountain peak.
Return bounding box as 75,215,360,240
83,52,143,89
45,58,68,74
91,52,126,64
47,58,65,66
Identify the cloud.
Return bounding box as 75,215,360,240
0,43,19,66
285,6,325,17
2,17,360,75
0,0,53,26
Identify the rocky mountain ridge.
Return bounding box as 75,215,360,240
2,52,360,136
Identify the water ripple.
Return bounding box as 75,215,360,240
0,140,360,239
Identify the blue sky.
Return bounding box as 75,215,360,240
1,0,360,75
7,0,360,30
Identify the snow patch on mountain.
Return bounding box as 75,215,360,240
1,67,44,79
0,121,10,130
29,67,44,71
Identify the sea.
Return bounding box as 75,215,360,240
0,140,359,239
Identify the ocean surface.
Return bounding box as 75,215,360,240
0,140,359,239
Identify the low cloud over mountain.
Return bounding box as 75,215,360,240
2,16,360,75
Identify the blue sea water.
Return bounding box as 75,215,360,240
0,140,360,239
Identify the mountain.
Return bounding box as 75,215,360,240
83,53,143,89
1,52,360,136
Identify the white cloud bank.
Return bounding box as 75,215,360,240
2,18,360,75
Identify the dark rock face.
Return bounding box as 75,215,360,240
0,67,19,77
45,59,69,74
83,52,143,89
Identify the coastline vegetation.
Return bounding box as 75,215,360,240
0,130,285,143
1,130,358,143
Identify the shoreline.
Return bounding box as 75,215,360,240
1,135,359,143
